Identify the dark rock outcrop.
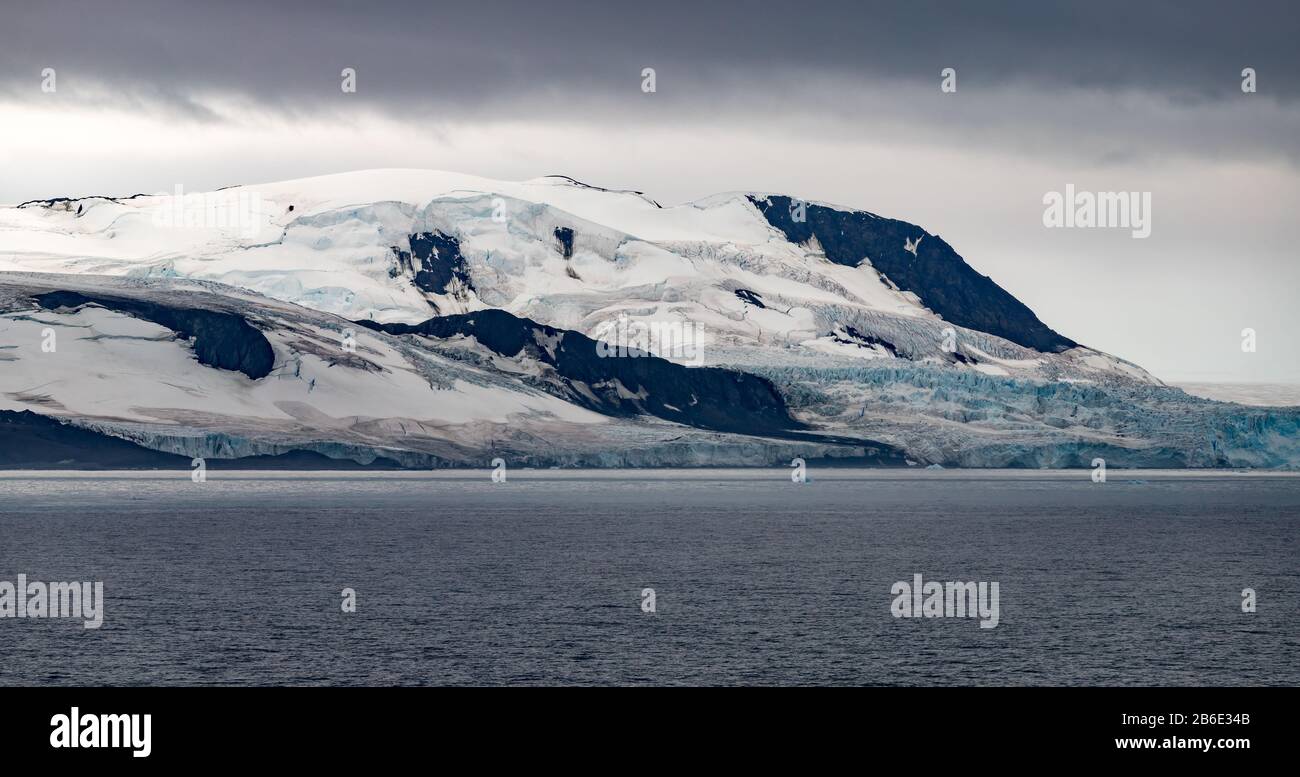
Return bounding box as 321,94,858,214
831,326,899,357
734,289,766,308
0,410,192,469
358,309,801,436
407,231,474,296
749,195,1077,353
554,227,575,259
0,411,407,470
34,291,274,379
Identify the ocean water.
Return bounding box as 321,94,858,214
0,470,1296,686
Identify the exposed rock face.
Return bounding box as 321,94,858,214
749,195,1077,353
407,231,474,298
357,309,805,436
554,226,575,259
33,290,275,379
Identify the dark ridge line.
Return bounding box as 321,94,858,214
748,194,1078,353
0,410,406,470
540,175,663,208
355,308,908,463
32,290,275,380
17,193,151,208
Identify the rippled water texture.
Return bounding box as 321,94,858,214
0,470,1296,686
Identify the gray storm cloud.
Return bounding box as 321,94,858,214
2,0,1296,165
3,1,1296,97
1,1,1296,110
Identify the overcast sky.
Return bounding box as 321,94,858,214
1,0,1297,382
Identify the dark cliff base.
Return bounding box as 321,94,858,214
0,412,404,470
0,411,190,469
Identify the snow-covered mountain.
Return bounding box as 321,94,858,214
1,170,1296,468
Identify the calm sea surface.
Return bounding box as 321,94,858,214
0,470,1296,686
